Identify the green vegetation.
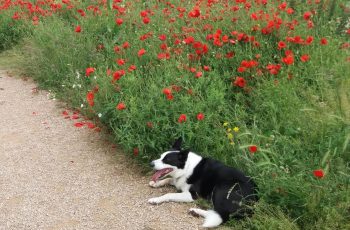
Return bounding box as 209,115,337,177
0,0,349,228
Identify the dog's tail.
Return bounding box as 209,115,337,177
190,208,223,228
202,210,223,228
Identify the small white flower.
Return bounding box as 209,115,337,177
72,84,76,88
76,71,81,79
78,84,82,88
81,104,84,108
94,76,97,80
98,113,102,118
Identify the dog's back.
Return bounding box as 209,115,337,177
188,157,258,223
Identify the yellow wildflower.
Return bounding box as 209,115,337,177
223,122,229,127
227,133,233,139
233,127,239,132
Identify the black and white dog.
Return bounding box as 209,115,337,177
148,138,258,228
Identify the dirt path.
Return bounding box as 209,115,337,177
0,70,202,230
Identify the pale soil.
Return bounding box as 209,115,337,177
0,70,204,230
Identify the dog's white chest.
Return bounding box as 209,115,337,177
174,177,190,191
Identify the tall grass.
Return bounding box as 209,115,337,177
1,0,350,228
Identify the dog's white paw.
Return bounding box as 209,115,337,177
148,197,162,205
149,181,156,187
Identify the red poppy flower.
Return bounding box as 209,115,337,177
203,66,210,71
128,65,136,72
71,114,79,120
86,91,94,106
85,67,95,77
188,7,200,18
114,46,120,53
142,17,150,24
266,64,281,75
115,18,123,25
303,11,312,20
162,88,172,95
277,41,286,50
313,169,324,178
237,67,246,73
166,94,174,100
140,10,148,17
305,36,314,45
122,42,130,49
75,25,81,33
116,102,126,110
282,55,294,65
234,77,246,88
138,48,146,57
286,8,294,14
196,113,205,121
12,12,20,20
250,13,258,21
160,43,168,50
183,36,195,44
285,50,294,56
278,2,287,10
113,71,122,81
320,38,328,45
133,148,139,156
86,122,96,129
74,122,85,128
117,59,125,66
195,72,203,78
226,51,235,58
307,20,314,29
158,34,167,41
300,54,310,62
77,9,85,17
157,53,170,60
178,114,187,123
249,145,258,153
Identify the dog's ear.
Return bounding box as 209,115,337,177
171,137,183,150
178,149,189,166
179,149,189,159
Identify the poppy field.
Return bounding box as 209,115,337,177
1,0,350,228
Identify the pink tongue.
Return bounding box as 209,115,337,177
151,168,173,182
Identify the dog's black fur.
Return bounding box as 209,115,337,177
171,138,258,223
187,156,258,222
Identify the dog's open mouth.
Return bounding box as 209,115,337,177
151,168,173,182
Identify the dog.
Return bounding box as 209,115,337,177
148,138,258,228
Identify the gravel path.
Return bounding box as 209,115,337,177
0,70,202,230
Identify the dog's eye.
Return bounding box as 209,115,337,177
162,153,177,164
162,155,171,164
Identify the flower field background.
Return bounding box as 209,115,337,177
1,0,350,228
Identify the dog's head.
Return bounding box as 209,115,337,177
150,138,189,182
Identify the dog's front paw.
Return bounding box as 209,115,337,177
148,197,163,205
149,181,156,188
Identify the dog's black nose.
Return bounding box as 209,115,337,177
150,161,155,167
